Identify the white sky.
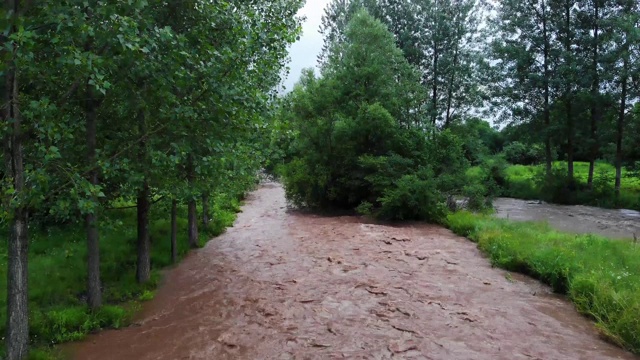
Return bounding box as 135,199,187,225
282,0,332,91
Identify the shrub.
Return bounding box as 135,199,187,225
463,183,492,211
377,171,446,222
503,141,546,165
483,156,509,190
534,167,580,204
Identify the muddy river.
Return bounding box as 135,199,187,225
71,184,636,359
494,198,640,240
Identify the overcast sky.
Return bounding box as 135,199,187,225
282,0,332,92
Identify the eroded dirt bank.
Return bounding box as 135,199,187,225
494,197,640,240
72,184,636,359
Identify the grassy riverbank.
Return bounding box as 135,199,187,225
447,211,640,354
0,195,242,359
468,161,640,210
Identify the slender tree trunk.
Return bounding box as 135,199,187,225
444,44,459,129
188,199,198,248
431,47,439,127
136,108,151,283
588,105,600,189
567,102,575,182
136,179,151,283
85,85,102,310
5,212,28,360
615,40,629,199
3,0,29,353
542,2,553,176
430,0,440,127
171,199,178,263
587,0,601,190
187,155,198,248
202,193,210,228
564,1,574,183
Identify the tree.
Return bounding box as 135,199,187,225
1,0,303,355
550,0,578,181
575,0,614,189
489,0,557,175
283,10,471,221
321,0,485,128
611,0,640,198
2,1,29,357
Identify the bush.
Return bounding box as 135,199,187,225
484,156,509,190
463,183,492,211
447,212,640,353
534,167,581,204
377,171,446,222
503,141,546,165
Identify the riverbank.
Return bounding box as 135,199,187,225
468,161,640,211
70,183,635,359
447,211,640,353
493,197,640,240
0,195,243,359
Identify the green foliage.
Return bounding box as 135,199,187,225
321,0,485,126
490,161,640,210
502,142,546,165
2,0,302,356
449,118,504,165
463,183,493,211
447,212,640,353
377,171,446,222
0,197,241,355
281,10,482,222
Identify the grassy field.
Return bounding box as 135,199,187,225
0,194,243,359
447,211,640,354
468,161,640,210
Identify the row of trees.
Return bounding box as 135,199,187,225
488,0,640,194
1,1,302,358
321,0,485,128
317,0,640,196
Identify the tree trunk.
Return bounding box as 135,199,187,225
542,1,553,176
135,107,151,283
188,199,199,248
187,154,198,248
136,179,151,283
567,100,574,182
171,199,178,263
202,193,210,228
431,47,439,127
444,43,459,129
615,41,629,199
587,0,601,190
564,1,574,183
85,85,102,310
3,0,30,353
6,211,28,360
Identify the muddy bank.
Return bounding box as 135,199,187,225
71,184,636,359
494,197,640,240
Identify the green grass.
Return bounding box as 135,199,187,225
468,161,640,210
0,193,244,359
447,211,640,353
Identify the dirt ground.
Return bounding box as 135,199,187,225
494,197,640,240
71,184,636,359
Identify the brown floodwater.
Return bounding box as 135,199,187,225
494,197,640,240
70,184,636,359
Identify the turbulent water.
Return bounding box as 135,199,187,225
71,184,635,359
494,197,640,240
